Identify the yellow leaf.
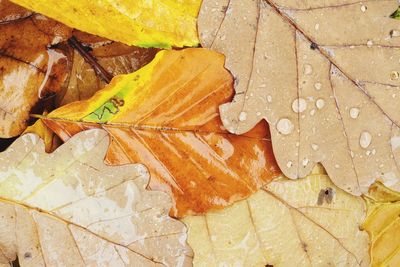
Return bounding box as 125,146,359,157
362,183,400,266
0,129,192,266
10,0,201,48
183,171,369,266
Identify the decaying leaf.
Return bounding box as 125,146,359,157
40,48,280,217
184,167,370,266
0,0,71,138
199,0,400,195
10,0,201,48
59,31,158,106
362,183,400,266
0,129,192,266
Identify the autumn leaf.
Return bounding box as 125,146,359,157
0,129,192,266
0,0,71,138
59,31,158,106
362,183,400,266
39,48,280,218
10,0,201,48
199,0,400,195
183,166,370,266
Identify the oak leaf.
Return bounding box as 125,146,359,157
10,0,201,48
40,48,280,217
199,0,400,195
183,166,370,266
0,129,192,266
362,183,400,266
0,0,71,138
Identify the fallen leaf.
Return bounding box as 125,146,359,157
59,31,158,106
0,0,72,137
0,129,192,266
40,48,280,217
362,183,400,266
199,0,400,195
10,0,201,48
183,167,370,266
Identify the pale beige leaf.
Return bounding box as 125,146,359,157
0,129,192,266
199,0,400,195
183,172,369,266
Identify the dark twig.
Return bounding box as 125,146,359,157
67,36,113,83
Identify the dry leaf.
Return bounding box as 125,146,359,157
40,48,280,217
0,0,71,137
184,167,370,266
10,0,201,48
362,183,400,266
199,0,400,195
0,129,192,266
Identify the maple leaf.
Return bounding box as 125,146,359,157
0,0,71,138
39,48,280,218
183,166,370,266
362,183,400,266
198,0,400,196
0,129,192,266
10,0,201,48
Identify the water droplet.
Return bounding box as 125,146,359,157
310,109,316,116
292,98,307,113
267,95,272,102
315,99,325,109
372,149,376,155
276,118,294,135
366,40,373,47
390,71,399,80
360,5,367,12
314,82,322,90
349,107,360,119
314,23,320,31
311,143,319,150
334,164,340,169
304,64,313,75
366,150,371,156
359,131,372,148
239,112,247,121
302,158,309,166
390,30,400,37
287,161,293,168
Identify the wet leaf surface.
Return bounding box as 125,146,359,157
0,0,71,138
184,166,370,266
199,0,400,195
10,0,201,48
40,48,281,217
0,129,192,266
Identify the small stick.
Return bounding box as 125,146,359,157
67,36,113,83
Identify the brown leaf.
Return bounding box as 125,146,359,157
0,129,192,266
41,48,281,218
0,0,72,137
199,0,400,195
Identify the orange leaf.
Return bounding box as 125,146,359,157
42,48,280,217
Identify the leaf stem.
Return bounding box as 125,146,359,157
67,36,113,83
